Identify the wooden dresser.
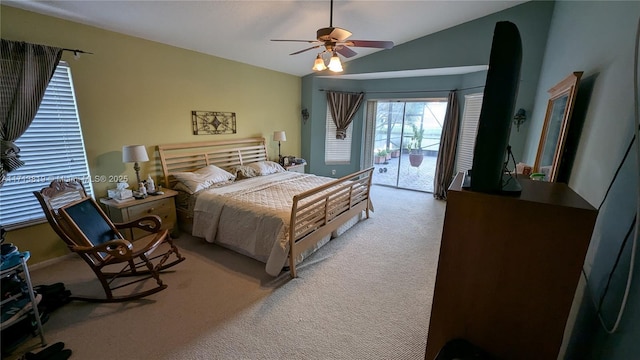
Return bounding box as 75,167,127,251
425,173,597,360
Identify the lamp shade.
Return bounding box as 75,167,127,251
122,145,149,163
273,131,287,142
312,54,327,71
328,52,343,72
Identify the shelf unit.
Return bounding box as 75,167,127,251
1,253,46,347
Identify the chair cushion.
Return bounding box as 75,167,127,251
60,199,120,248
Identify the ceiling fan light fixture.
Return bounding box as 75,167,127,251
312,53,327,71
328,51,343,72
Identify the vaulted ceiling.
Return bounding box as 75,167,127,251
5,0,527,76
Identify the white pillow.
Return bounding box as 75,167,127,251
172,165,235,194
247,161,286,175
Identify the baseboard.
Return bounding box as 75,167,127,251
28,253,75,271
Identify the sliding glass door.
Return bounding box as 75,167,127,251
370,99,447,193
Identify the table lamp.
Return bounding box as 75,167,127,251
273,131,286,161
122,145,149,188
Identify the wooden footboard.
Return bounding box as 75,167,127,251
288,167,374,278
158,138,374,278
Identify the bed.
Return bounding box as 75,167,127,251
157,137,373,277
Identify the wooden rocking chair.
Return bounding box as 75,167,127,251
34,179,185,302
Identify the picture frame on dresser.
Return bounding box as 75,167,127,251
534,71,583,182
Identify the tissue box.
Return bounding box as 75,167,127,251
108,188,133,200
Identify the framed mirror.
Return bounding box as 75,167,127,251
534,71,583,182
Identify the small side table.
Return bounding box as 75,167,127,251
100,189,178,239
285,163,306,173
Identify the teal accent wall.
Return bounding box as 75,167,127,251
301,0,555,177
303,0,640,358
532,2,640,359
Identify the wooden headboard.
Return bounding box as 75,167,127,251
157,137,268,188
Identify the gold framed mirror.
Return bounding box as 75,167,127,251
534,71,583,182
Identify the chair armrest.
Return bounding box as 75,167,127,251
72,239,134,261
114,215,162,233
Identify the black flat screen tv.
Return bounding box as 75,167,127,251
469,21,522,194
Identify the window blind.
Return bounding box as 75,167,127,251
456,93,484,174
324,104,353,165
0,62,93,229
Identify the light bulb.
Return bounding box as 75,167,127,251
328,52,343,72
312,54,327,71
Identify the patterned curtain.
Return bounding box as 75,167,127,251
326,91,365,139
433,91,460,200
0,39,62,186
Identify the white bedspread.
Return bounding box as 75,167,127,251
192,172,336,275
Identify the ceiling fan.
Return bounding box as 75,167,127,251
271,0,394,72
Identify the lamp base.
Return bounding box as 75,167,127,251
133,162,142,190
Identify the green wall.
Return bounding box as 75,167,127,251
1,5,301,264
301,0,554,177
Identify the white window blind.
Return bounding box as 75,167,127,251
456,93,484,174
0,62,93,229
324,104,353,165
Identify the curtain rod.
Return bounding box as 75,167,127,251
319,85,484,94
62,48,93,55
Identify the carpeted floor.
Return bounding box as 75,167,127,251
6,185,446,360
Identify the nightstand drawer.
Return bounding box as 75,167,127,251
126,198,176,239
126,198,174,219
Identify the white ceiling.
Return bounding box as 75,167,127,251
5,0,526,77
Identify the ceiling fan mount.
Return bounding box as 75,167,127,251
316,26,352,43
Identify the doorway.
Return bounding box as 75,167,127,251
369,100,447,193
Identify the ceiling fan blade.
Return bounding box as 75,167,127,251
344,40,394,49
336,46,357,58
290,45,322,56
271,39,319,43
328,27,352,41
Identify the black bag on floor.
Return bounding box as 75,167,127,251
33,283,71,313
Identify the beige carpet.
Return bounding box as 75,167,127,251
9,185,445,360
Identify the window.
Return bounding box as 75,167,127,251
456,93,483,174
324,104,353,164
0,62,93,229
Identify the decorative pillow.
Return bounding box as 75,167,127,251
228,165,258,180
246,161,286,176
171,165,235,194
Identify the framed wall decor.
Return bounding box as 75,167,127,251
534,71,583,182
192,111,236,135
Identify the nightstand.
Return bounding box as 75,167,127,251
100,189,178,239
285,163,306,173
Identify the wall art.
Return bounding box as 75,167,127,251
192,111,236,135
